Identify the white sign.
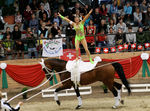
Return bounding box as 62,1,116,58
42,39,63,57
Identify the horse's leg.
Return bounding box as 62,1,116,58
114,82,124,104
73,85,82,109
54,85,72,106
103,80,119,109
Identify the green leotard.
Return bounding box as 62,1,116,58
74,23,85,44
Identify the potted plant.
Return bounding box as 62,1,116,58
2,4,16,24
101,84,108,93
21,87,28,99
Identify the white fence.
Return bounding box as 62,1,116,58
122,84,150,93
1,92,8,101
42,86,92,98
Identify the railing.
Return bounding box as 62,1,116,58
0,31,149,60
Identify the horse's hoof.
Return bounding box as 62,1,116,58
120,100,124,105
112,105,118,109
56,100,61,106
75,105,81,109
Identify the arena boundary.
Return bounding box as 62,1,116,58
42,86,92,98
122,84,150,93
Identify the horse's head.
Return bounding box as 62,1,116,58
41,59,67,80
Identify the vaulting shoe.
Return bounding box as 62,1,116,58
90,58,94,64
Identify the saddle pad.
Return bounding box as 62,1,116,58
66,56,102,73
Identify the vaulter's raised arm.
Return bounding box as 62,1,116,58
81,9,93,23
58,13,75,25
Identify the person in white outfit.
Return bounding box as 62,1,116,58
0,91,23,111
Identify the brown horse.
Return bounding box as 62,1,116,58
43,59,131,109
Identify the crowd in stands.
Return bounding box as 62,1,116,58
0,0,150,59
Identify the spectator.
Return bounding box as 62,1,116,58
126,26,136,51
37,33,45,52
26,27,38,58
124,2,132,23
66,24,76,48
18,0,29,14
66,24,76,37
38,22,48,38
51,22,60,37
0,43,5,59
23,5,33,30
107,18,117,33
82,5,90,15
109,0,118,15
98,19,107,34
117,18,127,33
51,12,62,26
12,25,24,59
72,2,82,14
115,28,126,45
30,0,38,13
15,11,22,29
73,9,83,21
0,16,5,30
99,4,108,19
136,27,147,45
92,8,102,28
86,20,96,35
52,0,59,10
140,0,147,24
59,5,68,16
42,0,51,18
39,3,48,20
47,33,53,39
145,7,150,26
40,13,51,26
133,7,143,26
132,1,139,15
29,14,39,34
0,31,4,41
86,29,95,54
111,13,117,24
146,27,150,42
107,27,116,47
3,34,14,59
3,27,12,40
55,29,67,49
96,29,107,48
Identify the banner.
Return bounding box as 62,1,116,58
42,39,63,57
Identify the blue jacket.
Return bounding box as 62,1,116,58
124,6,132,15
109,5,118,14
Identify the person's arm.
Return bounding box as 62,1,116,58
81,9,93,23
58,13,75,25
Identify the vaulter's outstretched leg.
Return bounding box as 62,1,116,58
81,38,94,64
75,39,80,61
73,85,82,109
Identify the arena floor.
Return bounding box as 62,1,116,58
8,85,150,111
21,95,150,111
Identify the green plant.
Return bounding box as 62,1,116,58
21,87,28,92
2,4,16,16
21,87,28,99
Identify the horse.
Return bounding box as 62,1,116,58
43,58,131,109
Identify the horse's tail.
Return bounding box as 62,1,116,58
112,62,131,95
